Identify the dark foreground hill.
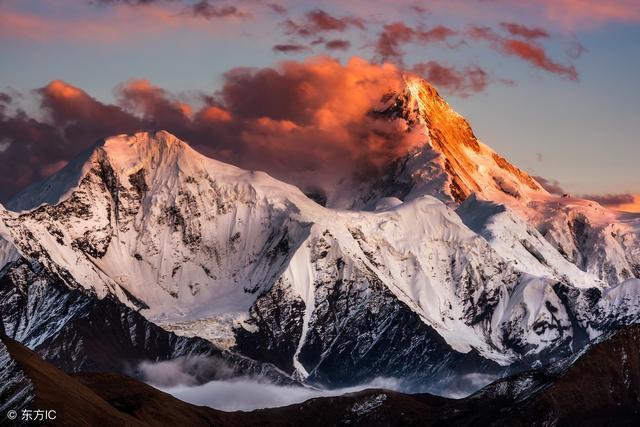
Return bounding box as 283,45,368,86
3,324,640,426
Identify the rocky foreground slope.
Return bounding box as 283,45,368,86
2,324,640,426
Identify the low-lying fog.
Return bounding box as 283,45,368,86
139,356,498,411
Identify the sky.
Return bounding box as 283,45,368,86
0,0,639,208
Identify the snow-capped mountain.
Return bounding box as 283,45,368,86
0,77,638,390
351,78,640,286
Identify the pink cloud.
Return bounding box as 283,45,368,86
375,22,457,65
411,61,489,97
0,3,239,43
469,26,578,80
500,22,549,39
533,0,640,29
0,57,423,201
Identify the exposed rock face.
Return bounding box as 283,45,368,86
0,257,290,383
240,324,640,426
0,334,34,417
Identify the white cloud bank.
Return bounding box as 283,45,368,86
139,356,499,411
160,377,404,411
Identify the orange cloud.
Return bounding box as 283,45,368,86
617,195,640,213
0,57,424,202
116,79,193,128
582,193,640,213
200,106,232,122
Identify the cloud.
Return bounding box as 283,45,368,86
0,57,425,203
421,0,640,30
410,4,428,15
152,358,496,411
93,0,173,4
212,57,421,193
565,40,586,59
426,372,499,399
411,61,489,97
530,179,640,213
115,79,193,128
162,377,405,411
284,9,365,38
581,193,633,206
268,3,287,15
0,2,239,43
38,80,144,142
529,0,640,29
139,355,410,412
469,26,578,80
578,193,640,213
374,23,457,66
616,195,640,213
0,6,115,42
0,80,148,200
499,22,549,40
324,39,351,51
139,355,235,387
533,176,565,194
0,93,12,118
0,138,11,153
272,43,309,54
95,0,244,18
189,1,246,20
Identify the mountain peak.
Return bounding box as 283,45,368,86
6,131,195,212
103,130,184,150
98,130,189,175
364,76,544,207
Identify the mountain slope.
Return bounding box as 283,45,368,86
356,78,544,208
350,78,640,287
0,127,638,391
0,256,291,384
243,324,640,426
0,334,246,426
